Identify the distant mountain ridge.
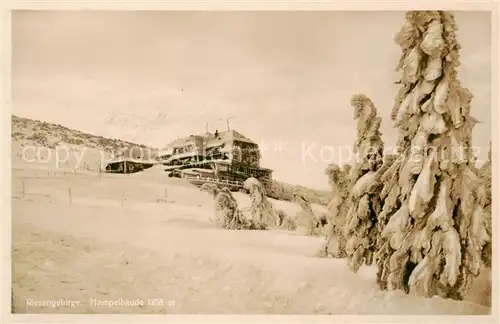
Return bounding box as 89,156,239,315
11,115,151,154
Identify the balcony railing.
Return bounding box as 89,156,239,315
185,175,243,187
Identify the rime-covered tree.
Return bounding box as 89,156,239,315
212,187,240,228
375,11,490,300
243,177,278,227
342,94,390,272
293,193,316,236
276,208,296,230
200,183,220,198
478,143,492,268
319,163,351,258
212,187,267,230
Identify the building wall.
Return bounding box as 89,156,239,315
192,136,204,155
231,141,260,167
172,136,204,156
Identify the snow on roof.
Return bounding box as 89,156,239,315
158,147,174,156
205,130,256,147
164,130,257,149
107,157,159,164
166,135,202,147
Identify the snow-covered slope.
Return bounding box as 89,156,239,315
11,163,491,314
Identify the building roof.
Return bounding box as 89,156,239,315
166,135,203,148
206,130,256,148
164,130,257,149
113,146,158,160
157,147,174,156
107,157,159,165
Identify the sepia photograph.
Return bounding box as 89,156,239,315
7,6,495,318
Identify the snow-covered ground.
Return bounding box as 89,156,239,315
11,159,492,314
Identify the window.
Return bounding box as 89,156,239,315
233,147,242,162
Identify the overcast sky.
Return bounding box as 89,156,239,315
12,10,491,190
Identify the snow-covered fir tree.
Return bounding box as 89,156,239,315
320,163,351,258
478,143,492,268
375,11,490,300
342,94,386,272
